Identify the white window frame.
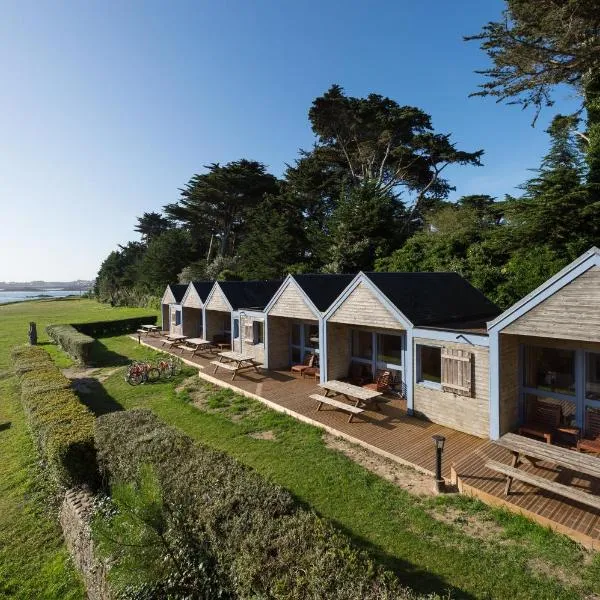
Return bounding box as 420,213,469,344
350,329,404,384
416,343,442,390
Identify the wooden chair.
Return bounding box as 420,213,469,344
577,408,600,455
291,353,314,376
363,370,392,393
302,367,320,380
518,399,561,444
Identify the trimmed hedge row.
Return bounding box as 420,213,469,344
95,409,418,600
74,316,157,337
46,324,94,365
11,345,97,489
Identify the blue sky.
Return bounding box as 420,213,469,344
0,1,580,281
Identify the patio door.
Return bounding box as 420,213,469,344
350,329,404,389
290,322,319,365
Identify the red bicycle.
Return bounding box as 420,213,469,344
126,361,160,386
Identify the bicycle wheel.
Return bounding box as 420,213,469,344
169,361,181,376
146,367,161,383
158,363,172,379
127,372,144,386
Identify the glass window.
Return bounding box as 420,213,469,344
253,321,264,344
352,330,372,360
291,323,301,346
233,318,239,339
304,324,319,349
524,346,575,396
418,345,441,384
291,346,301,364
377,334,402,366
175,310,181,326
586,352,600,400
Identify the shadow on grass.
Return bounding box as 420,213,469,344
72,377,123,416
0,422,11,432
91,338,131,367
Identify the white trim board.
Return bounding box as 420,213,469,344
413,327,489,347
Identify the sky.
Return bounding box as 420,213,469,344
0,1,581,282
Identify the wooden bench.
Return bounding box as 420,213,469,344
518,400,562,444
309,394,364,423
485,460,600,510
210,360,236,371
210,356,262,381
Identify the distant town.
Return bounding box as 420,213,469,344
0,280,94,292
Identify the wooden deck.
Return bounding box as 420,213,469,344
138,336,484,479
453,441,600,549
138,336,600,548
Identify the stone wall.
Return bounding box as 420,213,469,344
60,488,112,600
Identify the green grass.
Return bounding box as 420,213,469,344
3,298,600,599
0,298,156,599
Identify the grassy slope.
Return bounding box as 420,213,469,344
0,299,156,599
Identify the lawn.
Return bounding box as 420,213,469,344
0,298,157,599
3,299,600,599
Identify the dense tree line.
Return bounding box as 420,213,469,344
95,1,600,310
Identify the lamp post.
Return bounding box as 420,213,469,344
432,434,446,493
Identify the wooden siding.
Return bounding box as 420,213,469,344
499,333,520,435
161,304,169,331
327,322,351,380
504,266,600,342
169,305,182,336
268,316,291,369
182,307,202,338
161,287,176,305
329,282,402,329
269,282,317,320
205,286,230,312
205,309,229,344
413,337,490,438
182,286,203,309
237,314,265,363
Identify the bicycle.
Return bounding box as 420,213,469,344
157,357,181,379
126,361,161,386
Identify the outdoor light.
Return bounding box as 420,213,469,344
432,434,446,493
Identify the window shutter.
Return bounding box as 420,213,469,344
441,348,473,396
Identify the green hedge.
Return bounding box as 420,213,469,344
95,409,417,600
10,345,55,375
12,345,97,489
46,324,95,365
73,316,157,337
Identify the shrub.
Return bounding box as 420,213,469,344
46,324,94,365
11,347,97,490
11,345,54,375
95,409,417,599
73,316,157,338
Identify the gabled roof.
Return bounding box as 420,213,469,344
292,274,356,312
218,279,283,311
363,272,501,328
488,246,600,332
164,283,187,304
190,281,213,303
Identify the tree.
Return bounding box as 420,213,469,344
164,160,279,258
308,85,483,221
135,212,172,245
95,242,145,304
136,229,193,295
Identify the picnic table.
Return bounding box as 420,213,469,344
309,380,383,423
486,432,600,510
178,337,214,357
211,351,262,381
137,324,161,337
161,333,187,349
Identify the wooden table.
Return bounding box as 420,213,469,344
214,342,231,352
178,337,214,357
139,324,161,336
162,333,187,348
211,351,262,381
319,380,382,409
486,432,600,509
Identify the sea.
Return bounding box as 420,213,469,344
0,290,85,305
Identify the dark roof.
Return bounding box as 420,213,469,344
190,281,213,303
168,284,188,303
292,274,356,312
218,279,283,311
364,272,501,328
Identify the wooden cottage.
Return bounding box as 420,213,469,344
204,280,282,363
265,274,354,372
160,283,188,335
323,272,500,438
180,281,213,339
489,247,600,441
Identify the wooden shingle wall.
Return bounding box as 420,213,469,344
499,333,520,435
205,287,230,312
413,337,490,438
269,283,316,320
504,266,600,342
327,323,351,380
238,315,265,363
268,316,290,369
329,283,402,330
183,287,202,309
205,309,228,343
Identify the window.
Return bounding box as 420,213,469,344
586,352,600,400
523,346,575,396
377,334,402,367
304,324,319,349
417,345,441,385
233,318,239,339
351,330,372,361
175,310,181,326
253,320,264,344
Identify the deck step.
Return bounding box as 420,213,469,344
309,394,364,414
210,361,237,371
485,460,600,510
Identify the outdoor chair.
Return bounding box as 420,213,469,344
363,370,392,393
518,399,561,444
291,353,315,376
577,408,600,455
302,366,320,380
